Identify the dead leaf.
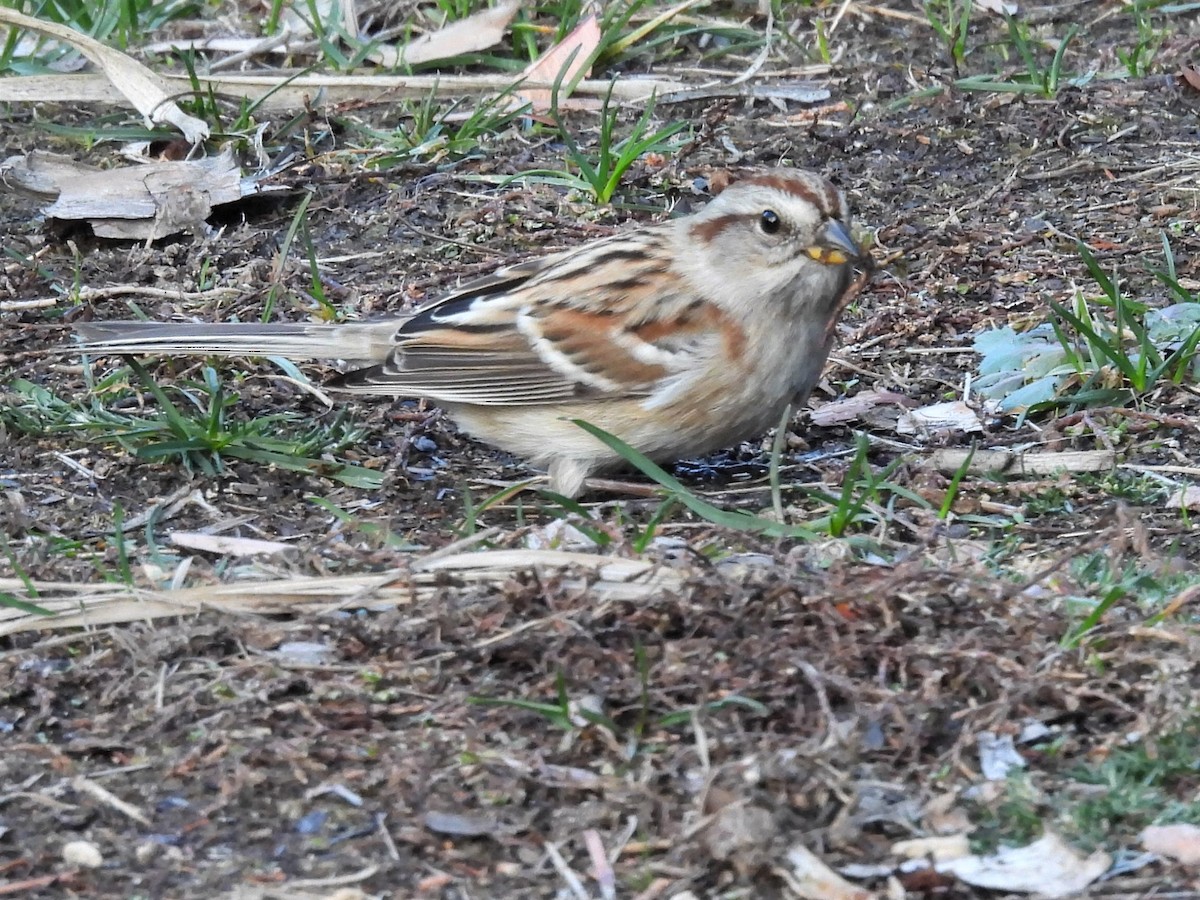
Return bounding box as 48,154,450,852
1181,64,1200,93
892,835,970,862
1142,823,1200,864
277,0,356,38
702,802,777,872
896,401,983,435
268,642,334,665
0,7,208,142
371,1,521,67
809,390,915,427
423,809,511,837
524,518,600,551
516,13,601,112
778,845,875,900
170,532,293,557
973,0,1018,14
922,792,974,834
1165,485,1200,511
937,831,1110,897
977,731,1026,780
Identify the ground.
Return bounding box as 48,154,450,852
3,1,1200,897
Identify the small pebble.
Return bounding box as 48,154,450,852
62,840,103,868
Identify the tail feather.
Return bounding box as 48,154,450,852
74,320,401,364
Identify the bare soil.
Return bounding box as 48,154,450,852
3,3,1200,897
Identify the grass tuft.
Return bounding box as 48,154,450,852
3,365,383,489
513,78,687,205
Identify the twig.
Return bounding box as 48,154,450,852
584,829,616,900
729,11,773,86
207,31,292,73
827,0,855,34
72,776,150,825
797,660,837,751
0,298,58,311
769,402,792,524
376,812,401,862
544,841,589,900
270,865,379,890
71,285,242,304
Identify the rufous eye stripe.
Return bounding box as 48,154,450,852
689,213,739,244
824,180,841,215
738,173,828,211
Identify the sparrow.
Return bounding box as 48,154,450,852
75,168,868,496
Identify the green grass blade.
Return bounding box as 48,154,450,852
571,419,818,539
1050,300,1140,384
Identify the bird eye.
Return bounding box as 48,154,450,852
759,210,781,234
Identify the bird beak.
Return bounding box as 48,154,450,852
805,219,861,266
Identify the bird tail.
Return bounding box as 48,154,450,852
74,319,401,364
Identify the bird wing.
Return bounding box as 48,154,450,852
332,229,739,406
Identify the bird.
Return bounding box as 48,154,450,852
74,168,868,497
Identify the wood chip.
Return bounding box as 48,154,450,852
928,448,1115,477
1,150,278,241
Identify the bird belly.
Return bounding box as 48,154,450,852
442,325,836,479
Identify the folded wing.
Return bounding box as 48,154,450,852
331,228,733,407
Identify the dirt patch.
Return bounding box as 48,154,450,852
3,2,1200,897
